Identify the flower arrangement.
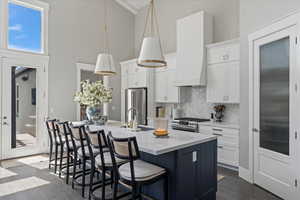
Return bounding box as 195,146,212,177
74,80,112,107
214,104,226,122
214,105,226,113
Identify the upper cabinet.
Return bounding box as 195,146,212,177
176,11,213,86
206,39,240,103
155,53,180,103
120,59,147,89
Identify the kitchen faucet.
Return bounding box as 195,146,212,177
127,107,138,128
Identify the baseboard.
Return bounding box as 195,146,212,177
239,166,252,183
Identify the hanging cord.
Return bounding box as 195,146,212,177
138,0,153,57
153,0,165,59
103,0,110,55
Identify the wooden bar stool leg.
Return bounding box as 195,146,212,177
72,154,77,189
54,144,58,174
88,162,95,200
59,145,64,177
101,168,106,200
66,151,70,184
164,175,168,200
49,144,53,169
81,158,86,197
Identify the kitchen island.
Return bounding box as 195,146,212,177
89,123,218,200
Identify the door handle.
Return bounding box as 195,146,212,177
252,128,259,132
3,122,8,125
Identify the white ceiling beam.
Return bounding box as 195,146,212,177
115,0,138,15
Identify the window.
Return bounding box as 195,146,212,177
7,0,47,54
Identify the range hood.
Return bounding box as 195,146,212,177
175,11,213,87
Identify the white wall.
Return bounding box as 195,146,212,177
239,0,300,169
134,0,240,55
40,0,134,121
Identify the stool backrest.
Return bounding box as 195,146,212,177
45,119,56,145
56,121,74,151
107,132,140,161
69,123,88,156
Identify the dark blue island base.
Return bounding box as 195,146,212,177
140,139,217,200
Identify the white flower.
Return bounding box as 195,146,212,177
74,80,112,106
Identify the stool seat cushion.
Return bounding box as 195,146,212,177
119,160,166,181
77,146,101,157
63,140,88,151
95,152,127,167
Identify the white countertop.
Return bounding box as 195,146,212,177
88,123,217,156
198,121,239,130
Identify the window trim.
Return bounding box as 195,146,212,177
1,0,49,55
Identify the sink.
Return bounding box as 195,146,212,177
120,125,154,132
138,126,155,131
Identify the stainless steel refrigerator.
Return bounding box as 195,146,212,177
125,88,147,125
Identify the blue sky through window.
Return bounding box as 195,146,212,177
8,2,42,53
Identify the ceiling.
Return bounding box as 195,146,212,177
115,0,150,15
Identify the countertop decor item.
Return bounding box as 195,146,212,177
153,118,169,137
74,80,112,124
137,0,167,68
214,104,226,122
94,0,116,76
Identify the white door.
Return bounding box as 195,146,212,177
1,58,48,159
253,26,298,199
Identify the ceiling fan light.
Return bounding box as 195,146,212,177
137,37,166,68
95,53,116,76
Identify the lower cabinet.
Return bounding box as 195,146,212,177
199,124,239,168
140,140,217,200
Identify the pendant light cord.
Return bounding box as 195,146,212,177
138,0,164,56
103,0,110,55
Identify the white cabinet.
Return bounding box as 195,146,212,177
198,124,239,168
176,11,213,86
155,53,180,103
121,59,147,89
206,39,240,103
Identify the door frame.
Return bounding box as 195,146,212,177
0,49,49,160
248,11,300,196
75,62,109,121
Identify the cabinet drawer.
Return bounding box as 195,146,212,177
217,145,239,167
211,127,239,146
207,43,239,65
199,125,212,135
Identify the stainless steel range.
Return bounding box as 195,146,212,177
171,118,210,132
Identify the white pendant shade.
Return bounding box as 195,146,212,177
137,37,166,68
95,53,116,76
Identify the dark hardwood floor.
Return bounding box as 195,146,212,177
217,167,282,200
0,156,281,200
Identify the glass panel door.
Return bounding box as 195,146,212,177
1,61,42,159
259,37,290,155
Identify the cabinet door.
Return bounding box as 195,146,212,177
176,149,197,200
167,69,179,103
217,145,239,167
207,64,225,103
155,71,167,102
207,62,239,103
227,62,239,103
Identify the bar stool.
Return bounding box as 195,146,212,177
45,119,65,174
85,128,130,200
107,132,168,200
55,121,79,184
70,123,100,198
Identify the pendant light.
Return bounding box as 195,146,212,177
137,0,167,68
95,0,116,76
